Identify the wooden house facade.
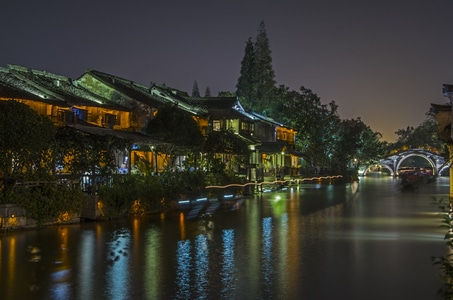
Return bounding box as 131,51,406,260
0,64,300,184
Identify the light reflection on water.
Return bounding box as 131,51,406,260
105,228,131,300
144,226,162,299
0,177,449,299
78,230,95,299
194,234,208,299
175,239,191,299
261,217,273,295
221,229,236,298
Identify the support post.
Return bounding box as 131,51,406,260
448,144,453,200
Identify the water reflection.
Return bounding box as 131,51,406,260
78,230,95,300
221,229,236,298
194,234,208,299
144,227,162,299
278,213,288,296
175,239,191,299
0,178,449,300
261,217,273,294
106,228,131,300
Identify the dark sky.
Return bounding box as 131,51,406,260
2,0,453,141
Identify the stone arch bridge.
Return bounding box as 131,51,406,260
373,149,449,177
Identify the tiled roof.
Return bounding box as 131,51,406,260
0,80,55,103
84,69,202,114
190,97,258,121
6,65,127,111
431,103,451,112
250,111,285,127
84,69,161,107
188,96,237,110
0,67,62,103
66,123,166,144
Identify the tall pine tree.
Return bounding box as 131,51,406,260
192,80,201,97
254,20,276,115
236,21,276,114
236,37,257,110
204,86,212,97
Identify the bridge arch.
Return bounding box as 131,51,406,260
378,149,448,177
395,153,437,176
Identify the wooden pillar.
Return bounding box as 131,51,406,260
127,147,132,175
448,144,453,200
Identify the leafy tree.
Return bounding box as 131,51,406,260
391,111,445,153
204,129,249,155
158,169,207,201
204,129,249,174
98,174,165,218
144,103,204,168
55,126,129,193
354,126,386,165
0,100,56,190
192,80,200,97
272,86,339,171
331,118,385,173
144,103,203,148
10,184,88,225
393,126,414,149
218,91,236,97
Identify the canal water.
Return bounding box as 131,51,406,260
0,176,450,300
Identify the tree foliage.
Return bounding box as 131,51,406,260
204,129,249,155
253,20,276,114
332,118,385,173
144,103,203,149
55,127,128,178
192,80,200,97
0,100,56,189
391,112,445,153
3,184,88,225
236,38,257,110
98,174,165,218
204,86,212,97
236,21,276,114
272,86,340,169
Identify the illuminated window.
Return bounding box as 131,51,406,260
213,120,221,131
103,114,117,127
73,108,88,122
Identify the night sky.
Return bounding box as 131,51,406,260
2,1,453,141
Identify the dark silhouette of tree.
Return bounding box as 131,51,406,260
236,37,257,110
0,100,56,190
55,126,128,188
204,86,212,97
331,118,384,173
192,80,200,97
392,111,445,152
144,103,203,148
218,91,236,97
272,86,340,171
236,21,276,114
204,129,249,155
253,20,276,114
144,103,204,169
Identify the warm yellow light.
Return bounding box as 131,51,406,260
58,212,71,222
